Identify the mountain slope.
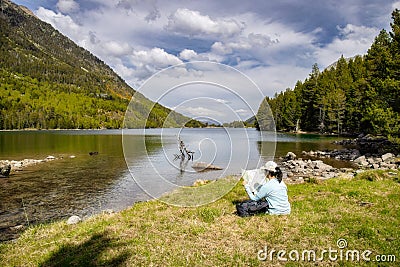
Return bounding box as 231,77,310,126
0,0,193,129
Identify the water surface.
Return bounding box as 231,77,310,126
0,129,344,241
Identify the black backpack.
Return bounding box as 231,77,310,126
236,200,269,217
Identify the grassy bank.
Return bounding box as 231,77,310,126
0,171,399,266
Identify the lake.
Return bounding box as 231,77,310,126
0,128,344,241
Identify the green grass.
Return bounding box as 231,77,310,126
0,171,399,266
160,176,239,207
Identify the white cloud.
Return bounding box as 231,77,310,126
235,109,250,114
165,8,244,38
211,42,232,55
102,41,132,57
56,0,79,14
224,40,252,50
338,24,378,40
112,61,136,79
172,96,254,122
315,24,379,67
211,33,275,55
179,49,198,60
120,47,185,81
28,0,393,122
208,13,318,68
215,98,230,104
133,62,269,122
234,13,316,48
248,33,276,47
176,106,225,118
131,47,182,68
179,49,210,61
241,63,311,98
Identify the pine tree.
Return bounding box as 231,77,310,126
366,29,392,79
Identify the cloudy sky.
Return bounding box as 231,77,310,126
13,0,400,123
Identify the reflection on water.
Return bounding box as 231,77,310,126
0,129,345,241
0,130,147,241
123,128,264,202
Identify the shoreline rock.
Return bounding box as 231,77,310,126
0,164,11,177
280,150,399,184
301,149,399,170
192,162,223,171
67,215,81,225
301,148,361,161
333,134,399,155
0,156,63,177
280,153,350,183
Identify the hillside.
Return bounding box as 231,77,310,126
222,116,258,128
0,0,193,129
257,9,400,137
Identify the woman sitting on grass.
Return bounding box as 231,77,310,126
237,161,291,216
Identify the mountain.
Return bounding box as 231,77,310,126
221,115,258,128
324,55,359,71
0,0,193,129
244,115,256,125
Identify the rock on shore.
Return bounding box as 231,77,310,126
301,150,400,170
280,152,353,183
302,148,361,161
0,164,11,177
333,134,398,155
352,153,399,170
67,215,81,225
0,156,61,177
280,149,399,184
192,162,223,171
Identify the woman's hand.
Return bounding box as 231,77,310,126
242,179,247,185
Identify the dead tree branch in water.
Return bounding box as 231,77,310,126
174,136,194,161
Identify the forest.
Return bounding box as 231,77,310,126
0,0,194,129
257,9,400,139
0,69,128,129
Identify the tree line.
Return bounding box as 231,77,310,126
0,69,195,129
0,70,127,129
0,1,195,129
258,9,400,139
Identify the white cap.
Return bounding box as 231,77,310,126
260,161,277,172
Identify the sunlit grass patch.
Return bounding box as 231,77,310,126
159,175,239,207
0,171,399,266
355,169,398,181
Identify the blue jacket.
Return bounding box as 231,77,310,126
245,178,291,215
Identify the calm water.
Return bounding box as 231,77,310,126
0,129,344,241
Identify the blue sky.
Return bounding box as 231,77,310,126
12,0,400,122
